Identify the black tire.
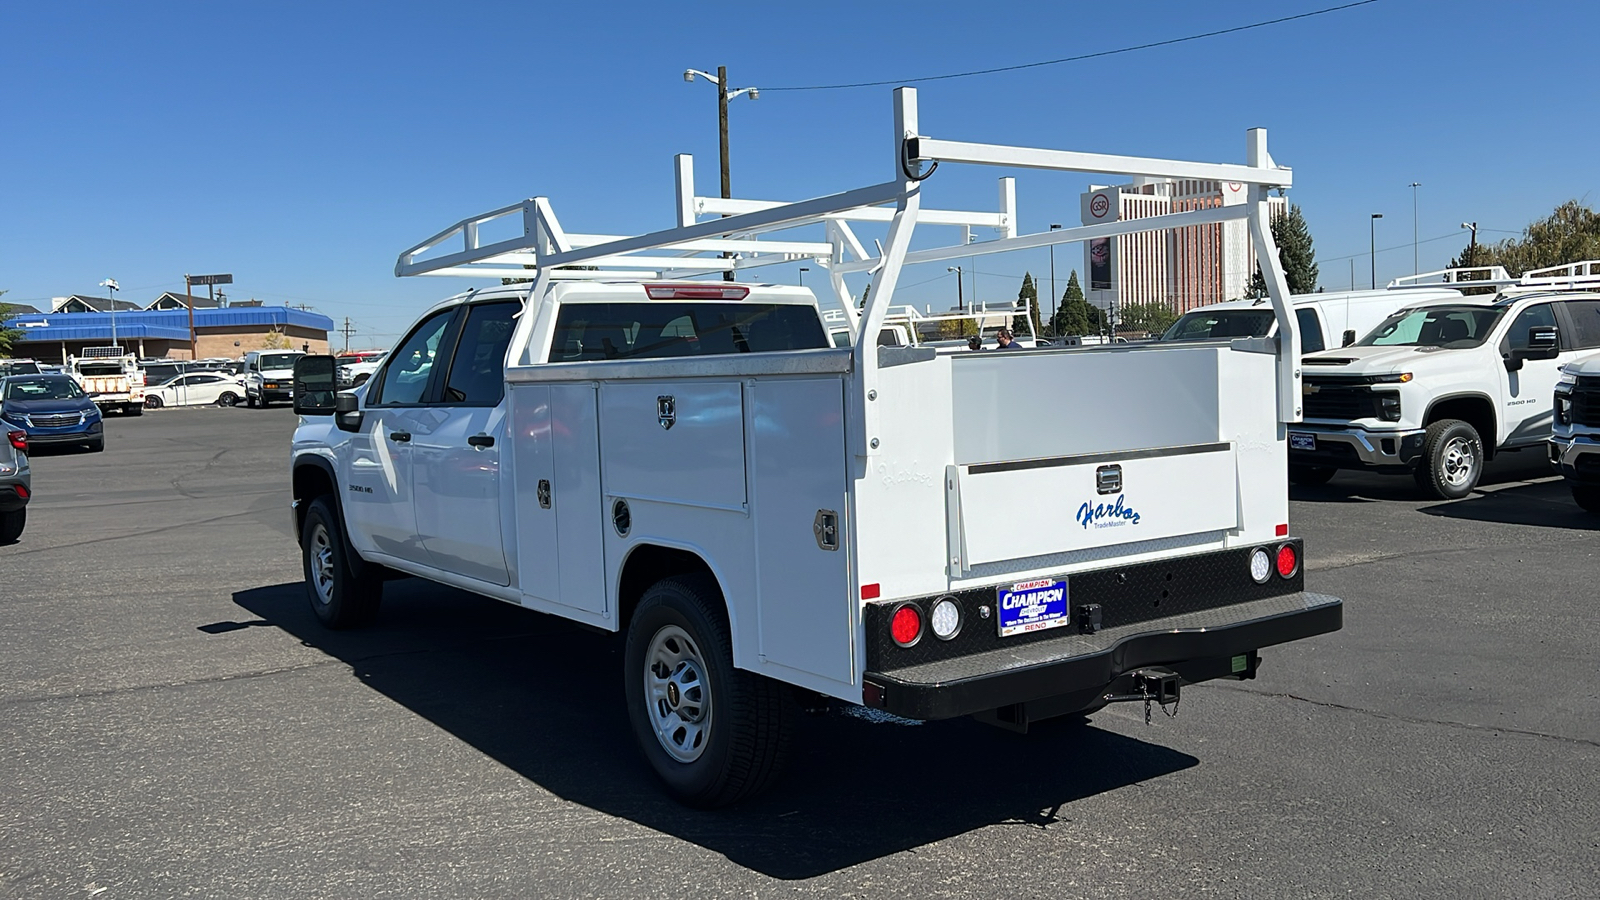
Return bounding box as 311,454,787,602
0,508,23,544
217,392,239,407
144,395,163,410
1288,465,1337,486
300,496,382,628
624,575,795,808
1414,419,1483,500
1572,484,1600,515
87,438,104,453
126,403,142,417
246,395,258,409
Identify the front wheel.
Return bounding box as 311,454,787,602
0,508,23,544
1414,419,1483,500
246,395,258,408
300,496,382,628
624,575,795,808
1288,465,1337,486
217,392,239,407
86,438,104,453
1572,483,1600,515
144,395,164,410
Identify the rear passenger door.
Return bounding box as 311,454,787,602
411,300,519,586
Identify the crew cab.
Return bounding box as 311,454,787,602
1288,262,1600,498
288,90,1341,806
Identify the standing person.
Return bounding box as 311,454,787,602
995,328,1023,350
966,335,984,351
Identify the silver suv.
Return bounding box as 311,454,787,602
0,426,29,543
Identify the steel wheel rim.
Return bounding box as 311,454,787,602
1441,436,1477,487
309,522,336,606
643,624,712,763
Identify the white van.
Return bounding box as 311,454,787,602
1160,286,1468,354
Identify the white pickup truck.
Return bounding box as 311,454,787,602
69,350,145,416
1547,265,1600,512
288,89,1341,806
1289,263,1600,498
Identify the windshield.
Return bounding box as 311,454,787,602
5,377,86,401
1357,305,1505,349
1160,309,1276,341
1,361,42,375
259,353,303,371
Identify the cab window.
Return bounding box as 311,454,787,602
1504,303,1557,352
441,301,518,405
1560,299,1600,350
549,302,828,362
372,310,454,405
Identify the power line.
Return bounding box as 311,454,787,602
761,0,1384,92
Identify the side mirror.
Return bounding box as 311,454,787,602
1511,325,1560,363
334,391,364,433
292,355,337,415
1342,329,1357,348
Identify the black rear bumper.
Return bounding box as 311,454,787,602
0,484,28,512
863,592,1342,721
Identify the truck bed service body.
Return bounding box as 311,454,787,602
289,89,1342,806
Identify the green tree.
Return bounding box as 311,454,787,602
0,290,24,358
1118,301,1177,335
1450,201,1600,277
1247,203,1319,297
1050,269,1094,335
1013,272,1042,336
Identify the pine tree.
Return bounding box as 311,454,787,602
1014,272,1041,336
1051,270,1094,335
1248,203,1319,297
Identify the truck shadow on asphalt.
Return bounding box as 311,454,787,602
1418,480,1600,530
1290,451,1560,506
232,580,1198,879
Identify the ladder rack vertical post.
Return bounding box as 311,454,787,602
1245,127,1300,423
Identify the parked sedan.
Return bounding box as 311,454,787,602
143,371,248,409
0,426,28,543
0,375,104,451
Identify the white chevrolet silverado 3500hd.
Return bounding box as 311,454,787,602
1289,262,1600,499
288,89,1341,807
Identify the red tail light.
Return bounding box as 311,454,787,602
890,604,923,646
13,484,27,500
1276,544,1299,578
644,285,750,300
6,430,24,452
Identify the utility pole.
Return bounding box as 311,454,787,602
1462,221,1478,254
1409,183,1421,274
684,66,758,283
948,266,964,311
339,317,357,354
1370,213,1383,290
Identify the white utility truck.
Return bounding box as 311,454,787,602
1160,284,1469,354
1291,262,1600,497
289,89,1342,807
69,348,144,416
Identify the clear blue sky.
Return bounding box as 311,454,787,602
3,0,1597,346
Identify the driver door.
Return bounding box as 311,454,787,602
1497,302,1561,446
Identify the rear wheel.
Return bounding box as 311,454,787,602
144,395,163,410
300,496,382,628
246,395,258,408
1288,465,1337,486
125,403,142,417
217,392,239,407
1414,419,1483,500
624,575,795,808
0,508,24,544
1572,484,1600,515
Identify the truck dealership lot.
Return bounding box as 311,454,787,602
2,411,1596,898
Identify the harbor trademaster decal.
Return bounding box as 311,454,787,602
1076,494,1140,530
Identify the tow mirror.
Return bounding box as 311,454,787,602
1342,329,1357,348
334,391,364,433
293,356,337,415
1511,325,1560,364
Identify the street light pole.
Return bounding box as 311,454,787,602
798,267,808,287
1048,223,1061,334
684,66,758,283
1370,213,1384,290
1409,183,1421,274
99,278,120,350
948,266,964,311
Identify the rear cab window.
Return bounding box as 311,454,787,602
548,302,829,363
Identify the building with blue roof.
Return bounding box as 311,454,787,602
2,304,334,362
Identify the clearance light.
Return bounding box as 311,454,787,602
890,604,923,647
1275,523,1289,537
1276,544,1299,579
1249,548,1272,584
930,597,962,640
5,430,24,452
860,583,880,600
644,285,750,301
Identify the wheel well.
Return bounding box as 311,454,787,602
291,461,337,540
617,544,719,631
1425,395,1498,458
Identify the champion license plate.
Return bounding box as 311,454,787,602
997,578,1070,637
1289,432,1317,451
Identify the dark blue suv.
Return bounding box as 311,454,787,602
0,375,105,451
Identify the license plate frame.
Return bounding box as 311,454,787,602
1289,432,1317,451
997,578,1071,637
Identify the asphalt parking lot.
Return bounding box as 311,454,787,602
2,408,1596,899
